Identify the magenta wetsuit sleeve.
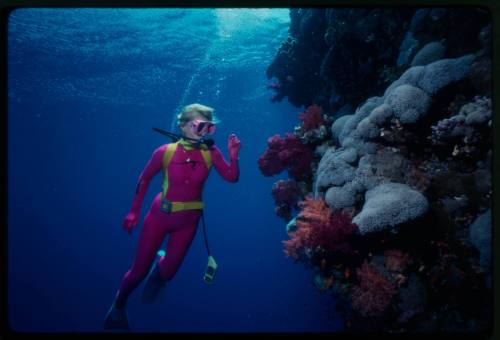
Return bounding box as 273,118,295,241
130,145,166,215
209,145,239,182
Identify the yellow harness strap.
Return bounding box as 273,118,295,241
160,140,212,212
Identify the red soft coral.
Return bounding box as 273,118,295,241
299,104,326,131
351,261,397,317
257,134,286,176
272,179,303,220
283,197,357,259
281,133,314,181
258,133,314,181
272,179,301,206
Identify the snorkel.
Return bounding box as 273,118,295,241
152,127,215,148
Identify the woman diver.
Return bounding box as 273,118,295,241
104,103,241,330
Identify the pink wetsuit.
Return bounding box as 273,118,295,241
115,143,239,308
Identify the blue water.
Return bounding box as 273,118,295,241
7,8,343,333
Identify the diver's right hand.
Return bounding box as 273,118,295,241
123,212,139,234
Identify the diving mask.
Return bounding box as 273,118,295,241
188,119,216,136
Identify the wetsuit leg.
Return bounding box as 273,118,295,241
157,210,201,281
114,209,167,309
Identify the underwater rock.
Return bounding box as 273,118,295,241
468,57,491,96
469,209,491,271
428,170,473,199
410,40,446,66
473,168,491,202
440,195,469,216
478,23,492,55
268,8,414,112
409,8,490,58
397,274,428,324
409,8,430,33
352,182,429,235
370,148,412,183
397,31,419,67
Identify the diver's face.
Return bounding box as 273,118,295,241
180,112,209,141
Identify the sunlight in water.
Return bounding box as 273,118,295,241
214,8,290,38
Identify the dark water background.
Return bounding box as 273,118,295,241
7,8,343,332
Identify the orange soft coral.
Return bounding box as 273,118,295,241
283,196,357,259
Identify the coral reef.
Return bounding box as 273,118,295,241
264,7,492,333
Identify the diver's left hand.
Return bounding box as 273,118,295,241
228,134,241,160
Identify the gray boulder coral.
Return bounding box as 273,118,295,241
315,147,358,191
352,182,429,235
410,41,446,67
314,53,477,231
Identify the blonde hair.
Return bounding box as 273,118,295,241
177,103,214,126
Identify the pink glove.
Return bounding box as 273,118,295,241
228,134,241,161
123,211,139,234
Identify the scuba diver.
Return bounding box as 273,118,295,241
104,103,241,330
